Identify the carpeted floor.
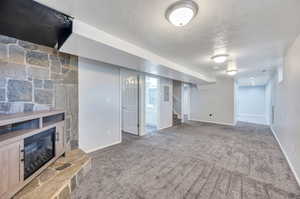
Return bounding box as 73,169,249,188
72,121,300,199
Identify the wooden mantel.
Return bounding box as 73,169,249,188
0,110,65,147
0,110,64,126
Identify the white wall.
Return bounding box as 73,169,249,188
79,57,121,153
269,34,300,184
265,82,272,125
237,86,267,125
158,78,173,129
190,77,235,125
139,74,146,136
234,81,238,124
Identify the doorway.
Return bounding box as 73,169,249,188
121,69,139,135
182,83,191,122
172,80,182,125
237,85,268,125
145,76,159,133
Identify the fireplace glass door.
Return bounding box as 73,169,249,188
24,127,55,179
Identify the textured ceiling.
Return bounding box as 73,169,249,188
36,0,300,80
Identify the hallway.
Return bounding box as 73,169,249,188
72,122,300,199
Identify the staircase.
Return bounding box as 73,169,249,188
172,93,182,126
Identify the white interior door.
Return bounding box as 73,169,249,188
121,70,139,135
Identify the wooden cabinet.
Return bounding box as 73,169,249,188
0,140,22,198
0,110,65,199
55,122,65,157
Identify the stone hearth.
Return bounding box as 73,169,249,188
13,149,91,199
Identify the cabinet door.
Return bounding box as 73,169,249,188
0,141,22,198
55,122,65,157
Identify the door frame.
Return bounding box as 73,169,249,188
120,68,140,136
144,75,160,133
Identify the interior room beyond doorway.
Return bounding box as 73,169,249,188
145,76,159,134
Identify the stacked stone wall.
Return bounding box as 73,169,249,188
0,34,78,150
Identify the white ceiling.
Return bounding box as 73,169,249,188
37,0,300,81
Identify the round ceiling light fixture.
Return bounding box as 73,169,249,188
166,0,198,27
211,54,229,64
226,68,238,76
226,61,238,76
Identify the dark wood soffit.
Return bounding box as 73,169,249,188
0,0,73,49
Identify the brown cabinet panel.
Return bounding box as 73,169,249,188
0,141,21,198
0,147,9,197
55,122,65,157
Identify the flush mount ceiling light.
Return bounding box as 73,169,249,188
226,68,238,76
226,61,238,76
211,54,229,64
166,0,198,27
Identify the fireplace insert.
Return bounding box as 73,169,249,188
23,128,56,179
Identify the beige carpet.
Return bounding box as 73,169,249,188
72,122,300,199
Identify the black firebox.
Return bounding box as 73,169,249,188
23,128,56,180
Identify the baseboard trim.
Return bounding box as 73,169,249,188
83,140,122,154
237,113,267,125
270,127,300,187
190,119,236,126
158,125,173,131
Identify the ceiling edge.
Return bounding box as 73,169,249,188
71,19,216,83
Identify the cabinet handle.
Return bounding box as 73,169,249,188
20,149,24,162
56,132,59,142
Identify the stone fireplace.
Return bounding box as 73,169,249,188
0,34,79,151
0,29,86,199
0,109,91,199
0,110,67,198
